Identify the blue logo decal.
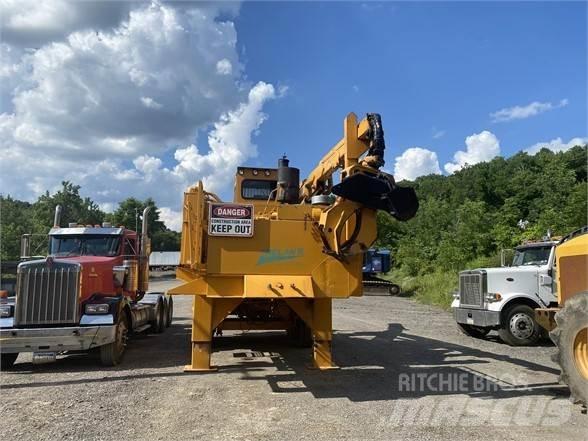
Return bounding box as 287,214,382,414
257,248,304,266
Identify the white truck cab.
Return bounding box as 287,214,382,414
452,240,558,345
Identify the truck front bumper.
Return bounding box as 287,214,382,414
453,307,501,328
0,325,116,354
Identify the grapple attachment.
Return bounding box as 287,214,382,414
331,171,419,221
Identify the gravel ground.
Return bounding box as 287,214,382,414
1,278,586,441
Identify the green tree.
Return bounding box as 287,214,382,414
379,144,587,279
151,230,181,251
33,181,104,231
0,197,34,260
106,197,165,234
107,198,180,251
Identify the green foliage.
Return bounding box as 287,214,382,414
0,197,34,260
151,230,181,251
33,181,104,229
106,197,180,251
392,267,458,310
380,145,587,307
1,186,180,259
106,197,165,234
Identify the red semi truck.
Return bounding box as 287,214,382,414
0,205,173,368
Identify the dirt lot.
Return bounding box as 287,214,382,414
1,278,586,441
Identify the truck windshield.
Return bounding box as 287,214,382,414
512,246,551,266
50,235,121,257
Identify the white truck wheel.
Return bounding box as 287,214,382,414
498,304,541,346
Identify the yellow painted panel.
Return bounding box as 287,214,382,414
207,218,325,275
311,254,363,298
276,204,313,220
168,275,244,297
244,274,314,298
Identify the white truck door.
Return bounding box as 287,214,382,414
537,246,557,304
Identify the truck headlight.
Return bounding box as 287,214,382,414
85,303,110,314
485,292,502,302
0,304,13,317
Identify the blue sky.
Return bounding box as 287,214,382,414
235,1,586,179
1,1,586,229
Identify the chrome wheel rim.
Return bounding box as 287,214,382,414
510,312,534,340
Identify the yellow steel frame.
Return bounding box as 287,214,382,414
170,113,381,372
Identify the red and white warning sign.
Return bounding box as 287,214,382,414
208,203,254,237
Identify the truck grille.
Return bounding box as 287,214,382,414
459,271,486,308
14,260,81,326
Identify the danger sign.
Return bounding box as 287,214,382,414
208,203,254,237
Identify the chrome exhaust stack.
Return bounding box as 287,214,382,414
138,206,152,294
54,205,62,228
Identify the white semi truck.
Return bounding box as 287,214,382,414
452,240,558,346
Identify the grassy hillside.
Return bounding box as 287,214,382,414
377,145,587,308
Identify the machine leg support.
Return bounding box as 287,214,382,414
310,298,338,370
185,295,217,372
184,341,217,372
312,339,338,370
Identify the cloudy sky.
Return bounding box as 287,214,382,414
1,1,586,231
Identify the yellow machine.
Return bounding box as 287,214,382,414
535,227,587,405
169,113,418,371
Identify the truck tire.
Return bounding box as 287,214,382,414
550,292,588,405
389,284,401,296
100,314,129,366
288,318,313,348
149,300,165,334
165,297,173,328
499,304,541,346
1,353,18,370
457,323,490,339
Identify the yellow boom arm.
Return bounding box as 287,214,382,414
300,113,373,200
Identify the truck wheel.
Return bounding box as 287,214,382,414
389,284,401,296
499,304,541,346
0,353,18,370
150,301,165,334
457,323,490,339
100,314,129,366
165,297,173,328
288,318,313,348
550,292,588,405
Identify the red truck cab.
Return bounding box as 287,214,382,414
0,206,172,369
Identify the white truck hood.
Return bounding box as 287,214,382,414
477,266,541,296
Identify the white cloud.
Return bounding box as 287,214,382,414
39,80,278,229
432,129,445,139
525,136,588,155
158,207,182,232
140,96,162,110
0,0,133,47
444,130,500,174
0,2,279,232
216,58,233,75
490,99,568,123
393,147,441,181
